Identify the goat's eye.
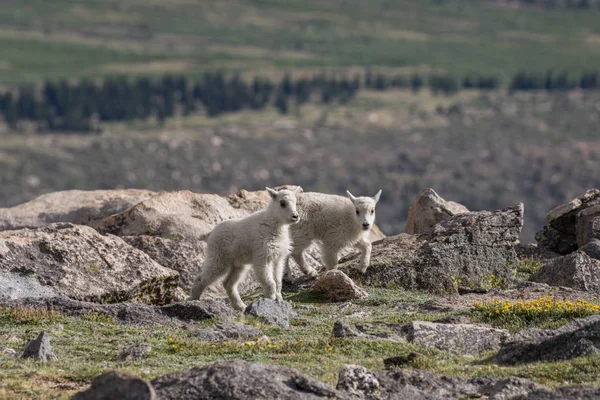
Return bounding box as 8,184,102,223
280,201,286,208
356,209,360,215
371,210,375,215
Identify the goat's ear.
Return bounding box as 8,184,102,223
293,186,302,194
346,190,357,203
373,189,382,204
266,187,278,199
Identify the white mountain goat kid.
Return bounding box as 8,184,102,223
189,186,301,310
284,189,382,280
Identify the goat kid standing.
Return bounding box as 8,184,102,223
189,186,301,310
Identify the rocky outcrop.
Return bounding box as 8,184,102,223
529,251,600,293
332,320,508,356
150,361,345,400
536,189,600,254
336,365,380,398
0,189,157,232
312,270,368,302
405,188,469,235
0,297,234,326
0,223,178,304
342,204,523,293
494,315,600,365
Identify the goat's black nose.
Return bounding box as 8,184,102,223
362,222,370,228
292,214,299,220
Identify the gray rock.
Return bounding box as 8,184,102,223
333,321,368,339
333,321,508,356
400,321,509,356
0,189,157,232
405,188,469,235
0,223,179,305
515,243,560,264
336,364,380,397
117,343,151,362
312,270,368,302
370,368,546,400
244,298,297,328
529,251,600,293
151,361,347,400
494,314,600,365
0,297,233,327
21,331,53,362
71,371,156,400
514,386,600,399
0,271,58,300
535,189,600,254
579,239,600,261
343,204,523,294
189,321,263,342
577,205,600,247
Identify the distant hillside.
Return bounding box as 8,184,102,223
1,90,599,242
0,0,600,84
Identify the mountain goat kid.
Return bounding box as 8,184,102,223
284,189,382,280
189,186,301,310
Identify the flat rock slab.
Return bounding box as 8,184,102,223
494,314,600,365
333,320,508,356
0,189,157,232
342,204,523,294
0,297,234,327
0,223,178,305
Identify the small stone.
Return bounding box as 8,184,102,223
21,331,53,362
244,298,297,328
332,322,367,338
2,348,17,357
117,343,151,362
312,270,368,302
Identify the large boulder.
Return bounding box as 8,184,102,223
494,314,600,365
342,204,523,293
0,223,178,304
535,189,600,254
95,190,249,292
96,187,384,292
405,188,469,235
529,251,600,293
150,361,346,400
0,189,157,232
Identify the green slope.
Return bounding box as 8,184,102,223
0,0,600,84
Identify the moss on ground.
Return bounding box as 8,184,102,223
1,286,600,399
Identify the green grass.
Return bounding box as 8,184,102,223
3,286,600,398
1,0,600,84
